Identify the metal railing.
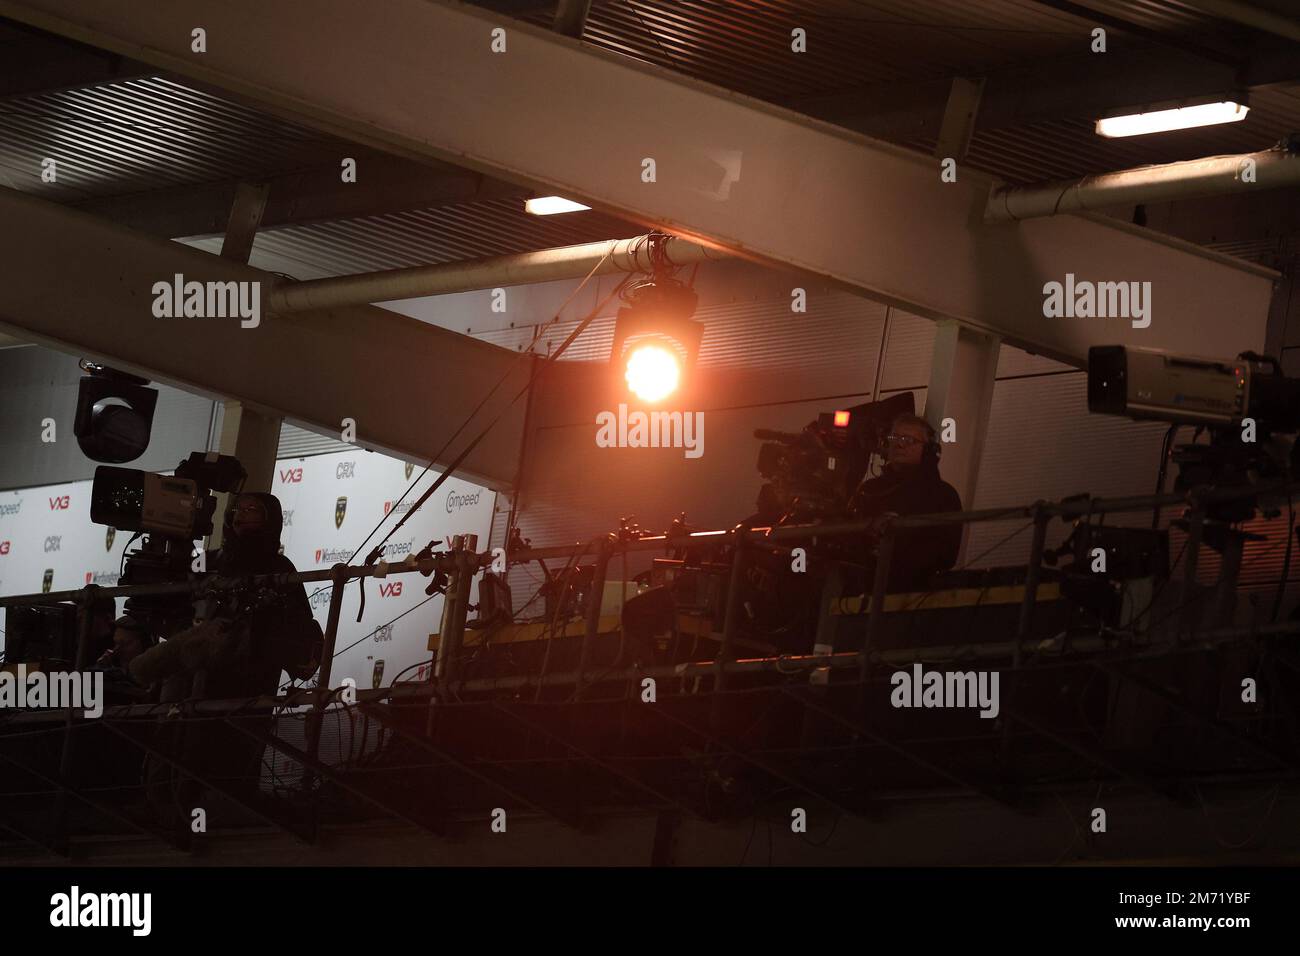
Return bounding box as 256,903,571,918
2,478,1298,854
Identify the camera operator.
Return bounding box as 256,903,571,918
129,492,321,698
850,413,963,592
129,492,322,820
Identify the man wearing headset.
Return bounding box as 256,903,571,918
850,413,963,592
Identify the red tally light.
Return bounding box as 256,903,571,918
833,410,851,428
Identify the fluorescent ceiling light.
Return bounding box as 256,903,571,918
1095,101,1249,138
524,196,591,215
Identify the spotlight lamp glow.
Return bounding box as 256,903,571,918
524,196,592,215
608,271,702,405
624,343,681,402
1095,101,1248,138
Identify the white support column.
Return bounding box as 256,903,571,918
209,401,282,549
209,182,282,548
924,320,1000,562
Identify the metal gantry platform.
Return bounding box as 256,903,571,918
3,481,1300,857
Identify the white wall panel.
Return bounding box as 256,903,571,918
965,372,1168,568
272,449,495,691
1,450,497,687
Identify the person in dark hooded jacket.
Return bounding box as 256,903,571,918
132,492,322,823
129,491,321,696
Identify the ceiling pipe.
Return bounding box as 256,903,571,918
985,139,1300,222
266,235,729,313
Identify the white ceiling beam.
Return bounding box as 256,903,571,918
0,0,1278,366
0,188,530,490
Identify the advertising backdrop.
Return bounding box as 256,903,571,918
271,449,496,690
1,451,497,690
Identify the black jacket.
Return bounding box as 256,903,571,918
852,462,963,591
206,493,321,693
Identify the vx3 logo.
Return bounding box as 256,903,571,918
49,495,70,510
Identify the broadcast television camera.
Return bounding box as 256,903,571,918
1088,346,1300,526
753,392,917,523
89,452,246,629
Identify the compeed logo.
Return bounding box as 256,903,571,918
335,496,347,530
446,490,481,512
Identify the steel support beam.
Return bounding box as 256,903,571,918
71,153,525,240
0,0,1277,367
211,182,281,542
0,187,530,490
934,77,984,164
552,0,591,38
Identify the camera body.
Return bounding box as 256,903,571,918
754,393,916,523
1088,346,1300,526
89,452,246,632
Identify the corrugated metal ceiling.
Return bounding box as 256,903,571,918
498,0,1258,94
0,76,341,201
0,0,1295,272
941,82,1300,183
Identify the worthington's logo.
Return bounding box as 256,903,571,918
595,404,704,459
151,273,261,328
